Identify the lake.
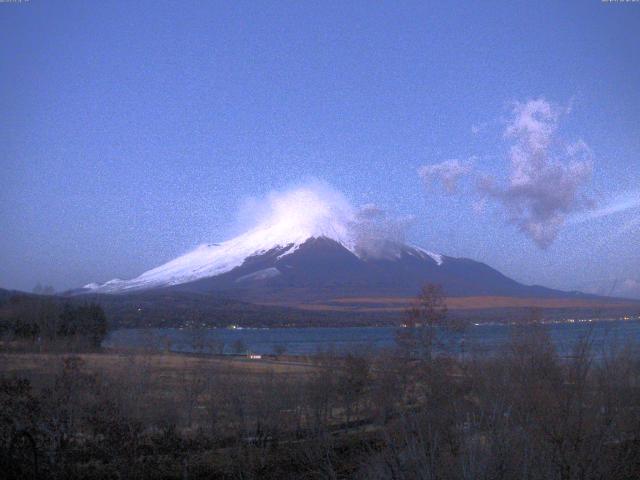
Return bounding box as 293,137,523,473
104,318,640,357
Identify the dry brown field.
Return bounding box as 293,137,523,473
263,295,640,312
0,351,317,403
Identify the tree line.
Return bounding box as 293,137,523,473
0,295,108,349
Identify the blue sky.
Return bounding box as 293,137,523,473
1,1,639,297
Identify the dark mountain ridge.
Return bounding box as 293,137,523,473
166,236,597,302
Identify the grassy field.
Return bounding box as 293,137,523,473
273,295,640,312
0,350,317,385
0,347,376,440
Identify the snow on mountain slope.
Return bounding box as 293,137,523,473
84,186,442,294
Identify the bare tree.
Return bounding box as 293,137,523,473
336,353,370,427
397,284,448,360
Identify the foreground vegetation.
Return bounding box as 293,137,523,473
1,286,640,479
1,323,640,479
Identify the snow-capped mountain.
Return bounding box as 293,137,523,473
83,221,442,294
83,186,442,294
81,186,590,300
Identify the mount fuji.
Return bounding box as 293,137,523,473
80,187,594,303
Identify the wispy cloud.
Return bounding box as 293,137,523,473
350,203,416,259
478,98,593,248
418,159,474,194
569,191,640,224
420,98,638,249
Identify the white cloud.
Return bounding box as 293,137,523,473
479,98,593,248
569,190,640,224
418,159,474,194
350,203,416,259
238,182,415,260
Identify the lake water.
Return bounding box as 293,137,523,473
104,318,640,357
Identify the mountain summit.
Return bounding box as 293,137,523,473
83,191,441,294
82,186,591,301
